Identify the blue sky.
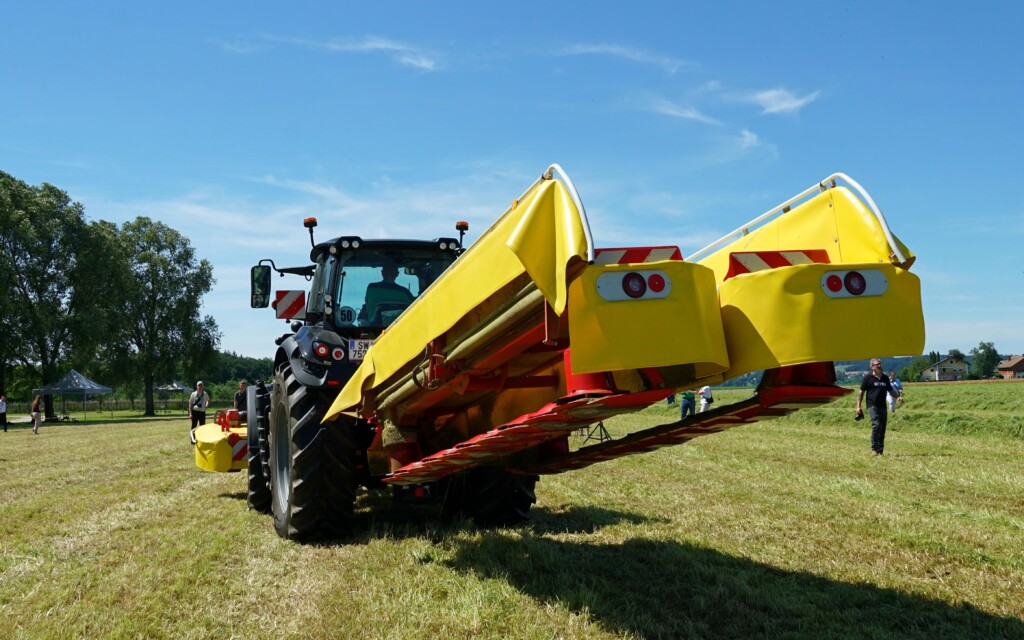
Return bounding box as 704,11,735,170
2,2,1022,359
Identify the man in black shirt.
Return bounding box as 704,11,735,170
233,381,248,419
857,358,902,455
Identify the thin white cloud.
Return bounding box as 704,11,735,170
215,34,439,71
737,129,759,149
208,37,266,54
747,88,820,115
561,43,690,74
641,96,719,125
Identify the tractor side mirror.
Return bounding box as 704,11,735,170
251,265,272,308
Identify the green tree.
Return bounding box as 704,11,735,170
900,357,932,383
947,348,966,361
969,342,1000,379
0,172,112,414
0,227,16,395
213,350,274,384
108,217,220,416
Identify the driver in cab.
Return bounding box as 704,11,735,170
359,261,414,326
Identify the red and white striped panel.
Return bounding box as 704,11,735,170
724,250,830,280
273,290,307,319
226,432,248,462
594,246,682,265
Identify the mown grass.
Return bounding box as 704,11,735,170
1,382,1022,639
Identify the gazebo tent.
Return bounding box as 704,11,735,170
34,369,113,420
155,381,190,392
156,381,190,412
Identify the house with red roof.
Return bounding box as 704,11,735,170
996,355,1024,379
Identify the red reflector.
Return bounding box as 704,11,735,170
326,379,341,386
314,343,329,357
826,274,843,292
332,348,344,360
844,271,866,296
622,272,646,298
647,273,666,293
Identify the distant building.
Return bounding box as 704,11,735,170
920,357,969,381
996,355,1024,379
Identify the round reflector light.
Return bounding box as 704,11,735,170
844,271,867,296
647,273,666,293
332,347,344,360
622,272,647,298
314,343,329,358
825,274,843,292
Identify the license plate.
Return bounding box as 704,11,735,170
348,339,374,361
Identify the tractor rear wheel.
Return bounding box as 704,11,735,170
246,384,271,512
441,467,538,527
269,363,356,540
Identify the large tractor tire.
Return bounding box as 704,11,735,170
246,383,271,513
441,467,539,527
269,363,356,540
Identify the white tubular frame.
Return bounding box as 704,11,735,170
686,172,907,265
514,163,596,263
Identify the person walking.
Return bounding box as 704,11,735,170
887,372,904,414
679,389,696,419
188,381,210,435
0,394,7,432
857,359,902,455
697,385,714,413
30,394,42,435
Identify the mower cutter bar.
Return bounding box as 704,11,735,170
513,383,849,475
384,382,849,485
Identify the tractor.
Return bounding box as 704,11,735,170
195,164,924,541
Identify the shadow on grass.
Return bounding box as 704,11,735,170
242,489,1021,637
318,492,662,547
441,531,1024,639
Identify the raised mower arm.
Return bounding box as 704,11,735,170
200,165,925,543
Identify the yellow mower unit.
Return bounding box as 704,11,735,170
205,165,925,542
194,410,248,473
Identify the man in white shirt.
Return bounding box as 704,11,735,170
189,381,210,430
697,386,713,412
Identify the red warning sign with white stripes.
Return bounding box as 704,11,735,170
227,432,248,462
273,290,306,320
724,250,830,280
594,246,683,265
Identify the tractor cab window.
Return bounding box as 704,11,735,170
331,247,455,329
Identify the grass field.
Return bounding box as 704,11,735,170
1,382,1022,639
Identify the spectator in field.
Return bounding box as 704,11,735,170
0,394,7,432
680,389,696,419
697,385,714,413
857,359,902,455
30,394,42,435
189,381,210,436
233,381,248,412
887,372,904,413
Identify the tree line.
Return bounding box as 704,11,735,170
898,343,1003,381
1,171,222,416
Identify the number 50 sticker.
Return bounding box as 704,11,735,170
336,306,356,325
